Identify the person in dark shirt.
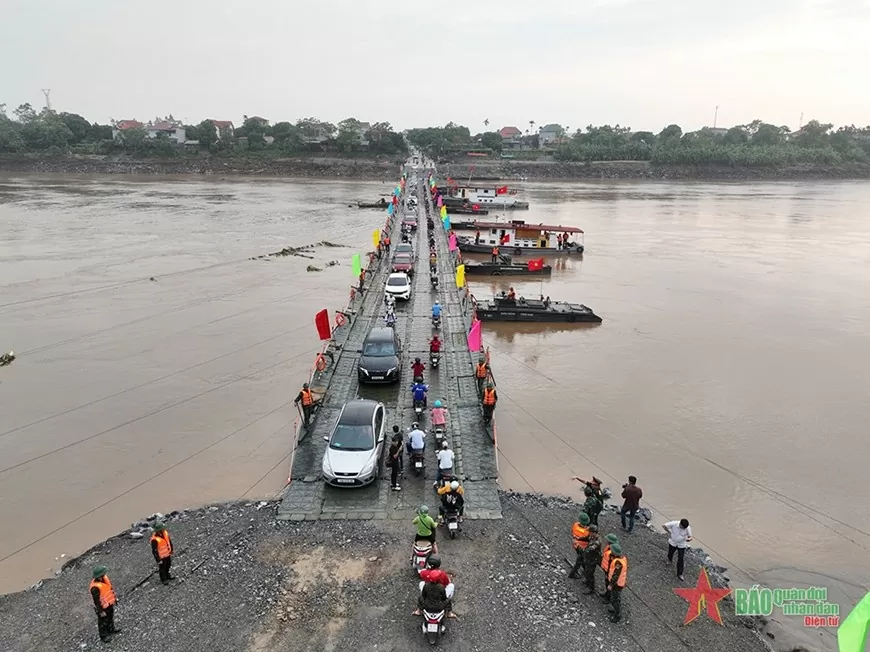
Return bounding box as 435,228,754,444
620,475,643,533
388,428,403,491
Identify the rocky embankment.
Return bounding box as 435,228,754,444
0,493,782,652
3,154,869,181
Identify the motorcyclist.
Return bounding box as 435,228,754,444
407,421,426,456
413,555,455,617
429,335,442,354
431,302,442,321
430,400,447,429
385,310,396,328
438,480,465,521
411,357,426,382
412,505,439,554
435,440,454,484
429,252,437,273
411,381,429,408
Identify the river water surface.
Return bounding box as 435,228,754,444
1,175,868,650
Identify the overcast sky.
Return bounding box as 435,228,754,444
3,0,869,133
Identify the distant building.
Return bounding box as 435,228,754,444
705,127,729,137
112,119,143,140
538,123,565,147
146,121,186,143
356,122,372,146
209,120,235,140
247,116,270,128
499,126,523,150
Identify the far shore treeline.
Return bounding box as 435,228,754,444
2,101,870,168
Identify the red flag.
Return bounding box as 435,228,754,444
314,309,331,340
527,258,544,271
500,234,510,244
496,185,508,195
472,204,480,211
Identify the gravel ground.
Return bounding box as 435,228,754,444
0,494,777,652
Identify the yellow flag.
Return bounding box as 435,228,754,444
372,228,380,248
455,264,465,288
440,205,447,218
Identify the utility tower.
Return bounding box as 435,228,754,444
41,89,51,111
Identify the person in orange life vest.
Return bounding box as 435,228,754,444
568,512,591,579
474,229,481,244
383,234,391,252
474,357,489,396
294,382,316,428
599,533,619,594
482,381,498,425
491,246,500,264
601,543,627,623
150,522,174,584
506,287,516,301
89,565,120,642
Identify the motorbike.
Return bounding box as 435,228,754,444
412,540,433,575
443,508,461,539
422,609,446,644
413,398,425,417
430,275,439,289
432,424,445,445
431,314,441,329
411,447,426,475
429,351,440,368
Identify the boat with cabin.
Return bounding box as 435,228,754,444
436,183,529,209
474,294,601,323
457,220,584,255
465,255,552,277
357,199,389,209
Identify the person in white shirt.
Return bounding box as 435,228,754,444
435,440,455,484
407,423,426,455
662,518,693,581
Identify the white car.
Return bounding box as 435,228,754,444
385,272,412,301
322,400,386,487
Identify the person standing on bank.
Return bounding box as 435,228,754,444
620,475,642,533
663,518,693,581
150,522,174,584
582,525,602,594
602,544,627,623
89,565,120,643
294,383,315,429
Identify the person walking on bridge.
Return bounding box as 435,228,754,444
482,381,498,425
388,427,404,491
475,357,489,396
294,383,316,429
150,522,174,584
89,566,120,643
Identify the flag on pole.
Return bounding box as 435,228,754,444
496,185,509,195
448,232,457,251
440,205,447,218
351,253,361,277
443,215,451,230
372,229,381,248
527,258,544,271
455,264,465,288
467,319,482,351
314,309,331,340
437,196,443,207
839,592,870,652
387,203,394,215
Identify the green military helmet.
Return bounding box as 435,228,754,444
584,486,593,497
153,522,166,531
92,565,108,579
610,543,623,556
478,356,486,364
577,513,590,526
605,533,619,544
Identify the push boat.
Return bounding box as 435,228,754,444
457,220,584,255
436,184,529,210
446,206,490,216
474,295,602,323
357,199,389,209
464,255,552,276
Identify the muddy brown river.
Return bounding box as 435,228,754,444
1,174,868,649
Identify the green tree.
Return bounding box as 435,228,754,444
89,123,113,141
476,131,503,152
296,117,336,141
792,120,833,148
337,117,363,152
14,103,37,123
630,131,657,146
59,112,92,143
196,119,217,147
0,112,25,152
658,124,683,144
723,126,749,145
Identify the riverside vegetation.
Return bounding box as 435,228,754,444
1,102,869,177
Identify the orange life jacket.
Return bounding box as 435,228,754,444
150,531,173,559
89,577,117,609
571,523,590,551
475,363,488,379
301,389,313,406
483,388,496,406
384,236,390,245
492,247,499,256
607,555,628,588
600,545,613,572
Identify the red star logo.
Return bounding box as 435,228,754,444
673,567,733,625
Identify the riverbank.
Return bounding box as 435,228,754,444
3,154,870,181
0,493,778,652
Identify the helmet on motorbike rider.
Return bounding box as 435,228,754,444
418,505,429,515
450,480,459,491
434,400,442,408
441,440,448,449
434,301,440,307
415,357,421,363
427,555,442,569
411,422,419,429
